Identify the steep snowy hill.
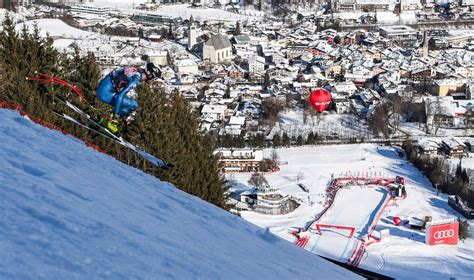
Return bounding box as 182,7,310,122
0,109,358,279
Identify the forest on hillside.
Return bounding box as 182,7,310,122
0,16,227,208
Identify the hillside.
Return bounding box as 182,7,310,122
0,109,358,279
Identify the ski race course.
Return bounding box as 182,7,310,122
236,146,474,279
294,177,401,266
303,187,389,263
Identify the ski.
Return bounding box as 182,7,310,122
55,95,120,140
53,106,174,170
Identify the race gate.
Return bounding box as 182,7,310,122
425,219,459,246
314,224,355,238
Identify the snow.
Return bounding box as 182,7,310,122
335,11,418,25
0,8,27,23
305,187,390,262
90,2,259,22
274,109,371,140
16,19,92,39
0,109,357,279
231,144,474,279
138,4,257,22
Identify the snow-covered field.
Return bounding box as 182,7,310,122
151,4,258,22
17,18,92,39
0,109,358,279
400,122,474,138
335,11,418,25
276,109,371,140
92,2,259,22
231,145,474,279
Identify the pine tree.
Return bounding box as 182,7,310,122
282,132,290,147
234,21,241,36
296,135,303,146
263,70,271,88
123,87,226,207
272,134,281,147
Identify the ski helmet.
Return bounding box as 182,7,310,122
143,62,161,80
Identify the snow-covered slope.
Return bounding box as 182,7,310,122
0,109,358,279
233,145,474,279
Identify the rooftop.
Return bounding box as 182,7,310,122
205,33,232,50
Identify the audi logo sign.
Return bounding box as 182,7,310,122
425,220,459,246
433,229,455,239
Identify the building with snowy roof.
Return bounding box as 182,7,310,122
434,79,467,97
414,139,440,155
248,55,266,73
379,26,417,45
173,59,199,75
440,138,467,157
70,4,111,19
147,51,170,66
425,96,456,127
336,0,395,11
203,33,232,64
215,149,264,173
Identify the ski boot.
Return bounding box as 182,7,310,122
100,112,119,135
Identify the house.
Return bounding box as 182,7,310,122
173,59,199,75
201,104,227,122
410,68,433,82
346,64,372,81
214,148,263,172
414,139,440,155
332,81,358,95
434,79,467,98
324,62,343,79
96,55,119,66
211,64,229,78
425,96,456,127
227,64,245,79
203,33,232,63
464,139,474,152
440,138,467,157
286,43,308,59
147,51,170,66
464,107,474,126
225,116,246,136
248,55,266,73
233,34,251,46
379,25,417,45
239,186,299,215
254,188,296,215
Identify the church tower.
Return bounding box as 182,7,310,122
188,16,198,50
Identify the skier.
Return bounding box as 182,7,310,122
96,63,161,133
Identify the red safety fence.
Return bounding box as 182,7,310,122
347,240,366,267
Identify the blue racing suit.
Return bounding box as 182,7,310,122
97,67,141,117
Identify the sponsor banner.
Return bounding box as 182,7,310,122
425,221,459,245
